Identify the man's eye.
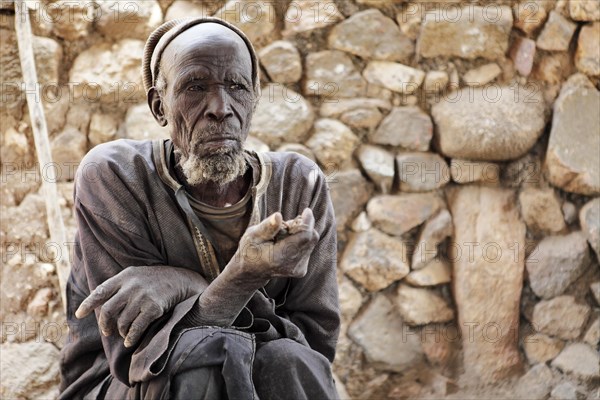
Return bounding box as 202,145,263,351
188,84,206,92
229,83,246,91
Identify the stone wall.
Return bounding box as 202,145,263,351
1,0,599,398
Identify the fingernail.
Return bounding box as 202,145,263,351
124,340,131,348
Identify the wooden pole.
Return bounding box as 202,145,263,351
14,0,71,311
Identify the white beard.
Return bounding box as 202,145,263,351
175,146,248,186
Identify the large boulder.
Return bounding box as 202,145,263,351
328,169,373,232
303,50,366,98
418,5,512,59
348,295,423,372
0,342,60,399
396,152,450,192
258,41,302,84
96,0,162,41
448,186,525,381
536,11,577,51
249,84,314,147
580,198,600,260
431,85,546,161
519,187,566,235
305,119,359,170
123,103,170,141
212,0,276,47
328,9,413,62
575,22,600,77
69,39,145,105
551,343,600,380
283,0,343,35
545,74,600,195
394,284,454,326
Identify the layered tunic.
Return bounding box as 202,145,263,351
58,139,340,399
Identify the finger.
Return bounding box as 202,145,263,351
247,212,282,243
75,280,119,319
300,208,315,231
98,294,126,337
117,303,140,340
123,305,161,348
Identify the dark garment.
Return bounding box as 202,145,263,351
58,139,340,399
96,327,337,400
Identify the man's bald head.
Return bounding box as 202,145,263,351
142,17,260,98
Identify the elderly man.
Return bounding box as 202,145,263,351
58,17,340,400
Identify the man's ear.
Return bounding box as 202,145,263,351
147,87,168,127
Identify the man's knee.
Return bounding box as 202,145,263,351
171,365,224,400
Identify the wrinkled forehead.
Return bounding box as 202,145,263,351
158,23,253,79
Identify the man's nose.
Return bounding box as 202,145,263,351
205,88,233,122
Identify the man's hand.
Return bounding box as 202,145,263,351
233,207,320,284
75,266,208,347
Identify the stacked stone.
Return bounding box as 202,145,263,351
1,0,599,398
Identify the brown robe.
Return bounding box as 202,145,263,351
58,139,340,399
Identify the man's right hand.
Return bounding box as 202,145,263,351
232,208,320,284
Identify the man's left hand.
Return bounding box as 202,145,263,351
75,266,208,347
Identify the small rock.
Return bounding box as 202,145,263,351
329,169,373,232
514,1,548,34
123,103,170,141
27,287,53,318
536,11,577,51
534,52,574,86
576,22,600,77
551,343,600,380
328,9,414,62
523,333,565,364
303,50,366,98
0,342,60,399
305,119,360,170
579,198,600,259
164,0,210,20
550,382,586,400
243,136,269,153
405,260,452,287
412,209,453,270
213,0,276,46
338,277,363,321
463,63,502,87
258,41,302,84
275,143,315,161
363,62,425,94
283,0,343,35
519,187,566,235
432,85,546,161
367,193,444,236
0,127,30,165
590,282,600,304
339,108,383,130
396,152,450,192
532,296,590,340
89,113,118,147
583,316,600,346
418,5,512,60
450,159,500,185
69,39,146,105
369,106,432,151
320,98,392,118
396,3,422,41
49,0,92,40
341,229,409,292
545,74,600,195
562,201,578,225
348,295,423,372
510,36,536,77
514,363,553,400
420,324,456,367
395,284,454,326
250,84,314,147
351,211,372,233
50,128,87,181
96,0,162,41
356,145,395,194
569,0,600,21
526,232,591,299
423,70,449,93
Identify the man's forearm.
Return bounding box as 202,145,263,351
185,261,268,327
